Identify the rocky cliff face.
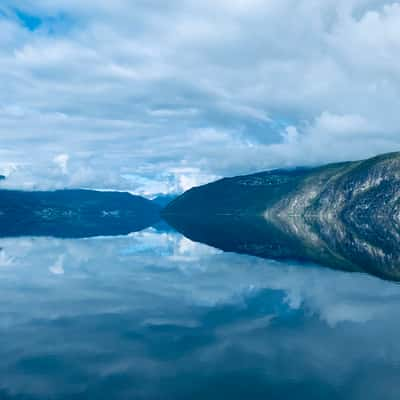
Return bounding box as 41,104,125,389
163,152,400,280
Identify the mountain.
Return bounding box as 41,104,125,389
0,189,161,238
152,194,177,208
163,152,400,281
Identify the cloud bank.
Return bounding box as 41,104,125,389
1,0,400,194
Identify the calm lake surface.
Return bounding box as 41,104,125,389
1,226,400,399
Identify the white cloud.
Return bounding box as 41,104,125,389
53,153,69,174
0,249,14,268
0,1,400,193
49,254,65,275
281,126,299,144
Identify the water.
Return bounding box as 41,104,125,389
1,226,400,399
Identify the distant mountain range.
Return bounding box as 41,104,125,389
152,194,177,207
0,189,161,238
163,152,400,281
2,152,400,280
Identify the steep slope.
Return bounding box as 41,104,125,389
163,163,349,216
0,189,161,238
163,152,400,281
164,152,400,219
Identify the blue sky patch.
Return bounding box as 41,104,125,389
13,8,73,34
15,9,42,31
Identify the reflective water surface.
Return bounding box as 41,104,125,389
1,227,400,399
164,213,400,281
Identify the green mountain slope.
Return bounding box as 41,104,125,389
164,152,400,218
163,152,400,281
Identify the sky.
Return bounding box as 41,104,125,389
1,0,400,196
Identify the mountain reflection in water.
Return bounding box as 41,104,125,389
164,214,400,282
0,227,400,399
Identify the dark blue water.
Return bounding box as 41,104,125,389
1,228,400,399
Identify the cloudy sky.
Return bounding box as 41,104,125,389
1,0,400,195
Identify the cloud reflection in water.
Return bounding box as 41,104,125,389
0,228,399,399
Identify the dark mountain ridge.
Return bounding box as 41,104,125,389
164,152,400,217
163,152,400,281
0,189,161,238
